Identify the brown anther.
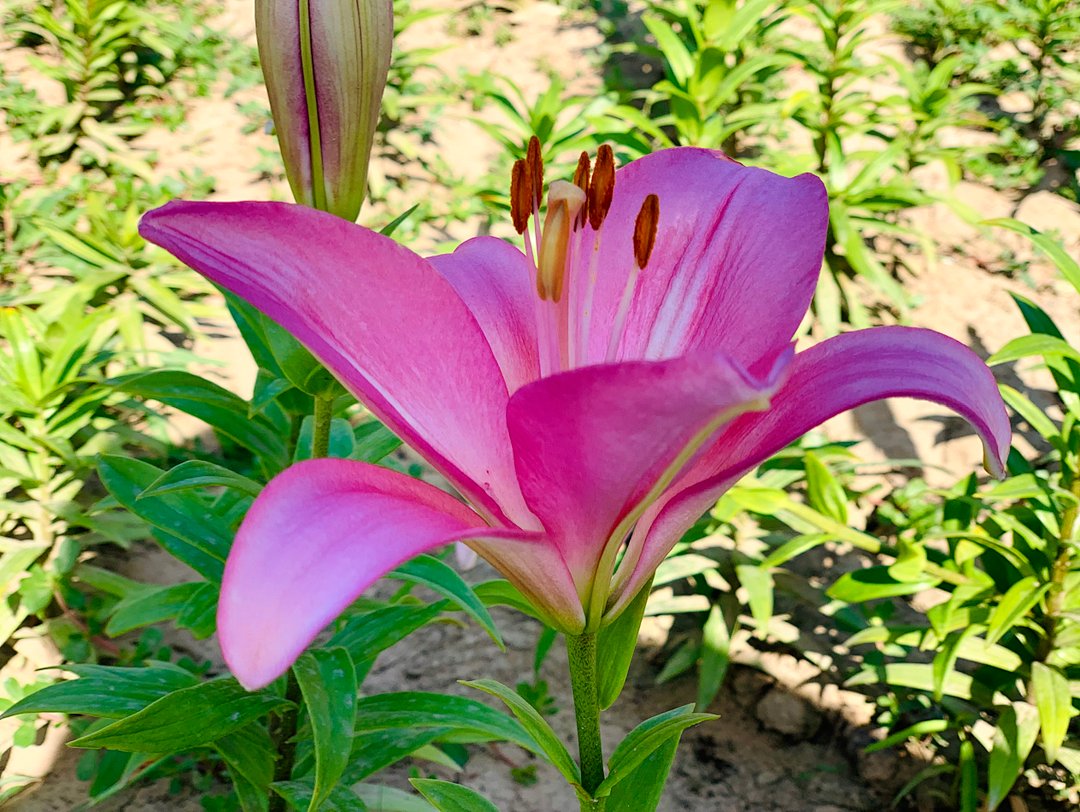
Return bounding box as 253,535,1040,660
633,193,660,270
588,144,615,231
572,152,591,228
526,136,544,208
510,159,531,234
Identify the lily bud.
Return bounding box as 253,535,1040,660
256,0,393,222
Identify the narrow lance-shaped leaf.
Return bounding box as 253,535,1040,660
460,678,581,788
70,679,291,753
410,779,499,812
1030,662,1073,765
986,702,1039,811
390,554,503,650
597,577,651,710
294,648,357,812
594,704,716,798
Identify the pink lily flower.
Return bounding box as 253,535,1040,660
139,146,1010,690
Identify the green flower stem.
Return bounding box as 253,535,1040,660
312,394,333,459
268,670,301,812
1039,470,1080,660
566,633,606,810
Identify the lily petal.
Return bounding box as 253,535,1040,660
140,200,533,527
506,350,789,614
607,327,1011,618
428,237,539,393
572,148,828,373
218,459,546,689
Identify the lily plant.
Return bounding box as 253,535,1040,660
140,142,1009,810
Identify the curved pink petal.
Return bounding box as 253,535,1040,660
569,148,828,373
428,237,539,393
506,349,791,615
140,200,533,528
606,327,1011,618
218,459,573,690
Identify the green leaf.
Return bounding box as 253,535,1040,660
354,784,433,812
597,578,650,711
888,537,927,582
986,702,1039,810
391,555,503,650
735,565,773,633
827,566,938,602
472,579,542,621
1030,662,1073,764
999,384,1060,442
989,334,1080,366
328,602,445,675
379,204,420,237
932,626,978,702
353,419,402,463
294,648,357,812
1,664,198,720
804,451,848,523
642,14,693,86
986,577,1050,645
846,663,975,700
460,679,580,786
595,704,715,797
97,456,231,582
106,581,205,636
353,692,539,757
984,218,1080,295
865,719,951,753
70,678,290,753
409,779,497,812
602,733,679,812
139,459,262,499
109,370,288,471
959,739,978,812
341,727,446,785
273,782,368,811
215,723,274,812
696,603,731,711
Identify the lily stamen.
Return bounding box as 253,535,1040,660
510,159,532,235
607,193,660,361
526,136,544,254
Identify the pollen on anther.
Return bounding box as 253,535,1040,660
510,159,531,234
589,144,615,231
526,136,544,207
633,193,660,269
572,152,590,228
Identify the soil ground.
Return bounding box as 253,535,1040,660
2,0,1079,810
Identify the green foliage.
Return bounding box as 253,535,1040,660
595,0,792,155
1,0,227,174
893,0,1080,198
839,224,1080,808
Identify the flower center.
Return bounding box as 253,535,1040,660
510,137,660,376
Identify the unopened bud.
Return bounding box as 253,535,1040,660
256,0,393,222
